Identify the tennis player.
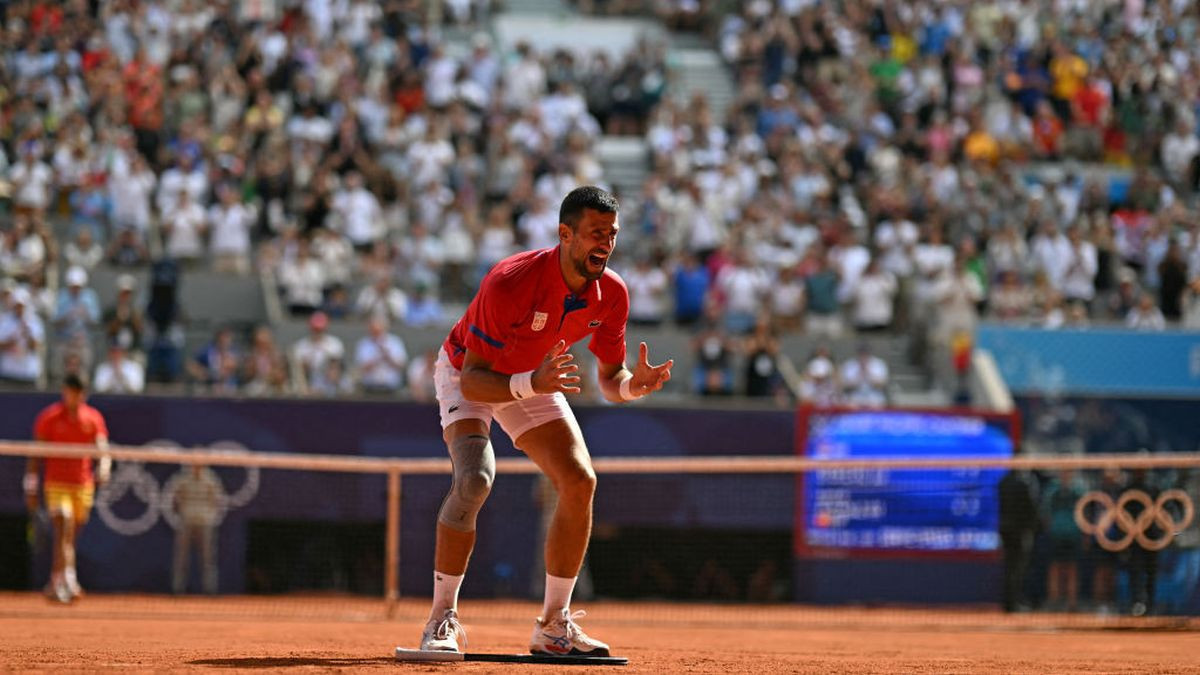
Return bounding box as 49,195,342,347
25,373,111,603
420,186,672,656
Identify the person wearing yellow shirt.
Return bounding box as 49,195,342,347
1049,43,1087,120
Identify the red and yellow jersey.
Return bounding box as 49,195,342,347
444,246,629,374
33,402,108,486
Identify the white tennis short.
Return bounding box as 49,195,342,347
434,347,575,443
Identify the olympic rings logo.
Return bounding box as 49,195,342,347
95,440,260,537
1073,489,1195,552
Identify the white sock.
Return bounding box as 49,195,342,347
430,571,464,620
64,567,77,588
541,574,577,620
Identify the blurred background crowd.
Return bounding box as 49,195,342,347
0,0,1198,404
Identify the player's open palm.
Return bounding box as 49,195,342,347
630,342,673,396
534,340,582,394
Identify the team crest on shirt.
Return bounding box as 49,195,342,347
531,312,548,331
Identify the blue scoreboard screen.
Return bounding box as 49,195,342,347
799,410,1014,553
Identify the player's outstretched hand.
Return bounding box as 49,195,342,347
629,342,673,397
534,340,581,394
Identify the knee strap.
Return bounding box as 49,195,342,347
438,434,495,531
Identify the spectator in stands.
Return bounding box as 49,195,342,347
208,183,255,276
9,145,54,217
849,257,897,333
1158,240,1189,323
187,326,242,395
625,255,669,327
353,316,408,395
161,188,207,265
840,344,889,408
672,252,710,327
53,266,100,374
407,348,438,403
103,274,144,355
355,273,408,324
242,325,289,396
692,315,734,396
106,226,150,267
291,311,345,395
799,353,839,407
278,238,325,317
931,255,984,347
0,288,44,387
802,247,842,339
93,341,145,394
331,170,384,251
1,215,48,280
1126,292,1166,331
63,228,103,272
741,317,785,401
109,152,156,237
405,283,444,328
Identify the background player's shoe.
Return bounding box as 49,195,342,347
44,578,72,604
420,609,466,652
529,609,610,657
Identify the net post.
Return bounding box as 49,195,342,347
385,468,401,618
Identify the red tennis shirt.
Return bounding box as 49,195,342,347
33,402,108,486
444,246,629,375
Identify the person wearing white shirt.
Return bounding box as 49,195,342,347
1061,227,1098,304
0,289,44,384
874,217,918,279
109,153,156,235
502,42,546,112
291,312,345,394
354,316,408,394
156,154,208,217
1030,221,1072,291
331,171,383,249
1126,293,1166,331
1161,119,1200,186
10,151,53,214
162,189,207,262
406,127,455,188
851,259,898,331
624,257,669,326
93,343,145,393
278,239,325,315
840,346,889,408
208,184,255,275
423,44,459,109
517,194,560,250
355,274,408,323
716,250,770,334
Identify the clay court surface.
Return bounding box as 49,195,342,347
3,593,1200,673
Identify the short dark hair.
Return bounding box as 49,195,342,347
63,373,87,391
559,186,619,230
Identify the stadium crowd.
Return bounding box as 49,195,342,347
0,0,1198,403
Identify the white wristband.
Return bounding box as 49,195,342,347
618,376,643,402
23,473,37,495
509,370,536,400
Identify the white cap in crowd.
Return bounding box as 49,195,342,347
66,265,89,288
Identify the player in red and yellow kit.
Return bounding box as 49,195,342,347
416,186,673,657
25,373,110,603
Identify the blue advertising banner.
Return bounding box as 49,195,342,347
976,324,1200,396
800,411,1013,553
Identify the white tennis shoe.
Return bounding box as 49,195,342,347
529,609,610,657
420,609,466,652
